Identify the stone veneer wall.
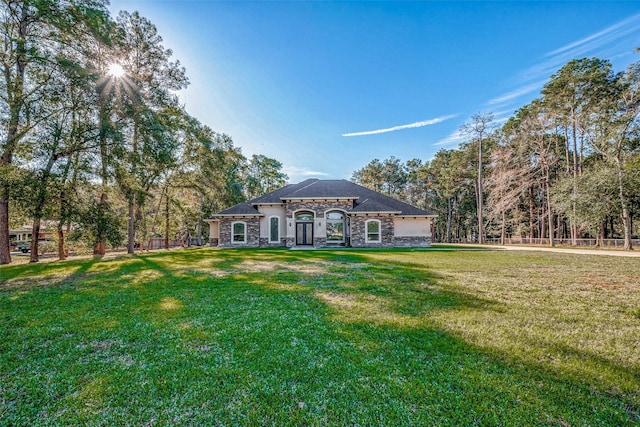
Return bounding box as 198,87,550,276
259,237,287,247
349,215,395,247
394,236,431,247
285,200,354,247
285,200,354,218
218,217,260,247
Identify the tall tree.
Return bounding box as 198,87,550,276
497,100,562,246
351,159,384,193
351,157,407,197
245,154,288,199
381,156,407,196
461,112,494,244
428,149,473,243
542,58,613,244
583,61,640,249
111,11,188,254
403,158,430,209
0,0,111,263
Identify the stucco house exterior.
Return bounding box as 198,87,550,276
205,179,436,248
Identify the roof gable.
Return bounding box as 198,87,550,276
212,179,434,217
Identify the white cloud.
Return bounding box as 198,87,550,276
545,13,640,59
488,12,640,115
487,81,546,106
525,13,640,84
283,166,330,177
342,114,458,137
434,130,465,147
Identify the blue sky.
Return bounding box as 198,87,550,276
109,1,640,182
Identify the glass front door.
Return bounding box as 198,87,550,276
296,222,313,245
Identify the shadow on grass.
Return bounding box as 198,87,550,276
1,247,638,425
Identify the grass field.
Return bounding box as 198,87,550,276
1,247,639,426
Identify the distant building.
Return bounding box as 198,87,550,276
206,179,436,248
9,226,56,251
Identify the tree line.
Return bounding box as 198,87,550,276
352,57,640,250
0,1,287,264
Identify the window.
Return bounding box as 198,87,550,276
366,219,381,243
326,212,344,242
296,212,314,221
232,222,246,244
269,216,279,243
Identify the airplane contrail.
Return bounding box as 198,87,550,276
342,114,457,137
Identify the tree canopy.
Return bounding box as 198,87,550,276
0,1,288,263
351,57,640,248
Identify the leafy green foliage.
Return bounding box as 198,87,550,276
244,154,289,200
70,195,125,248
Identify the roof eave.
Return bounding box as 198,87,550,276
281,196,359,201
350,211,402,215
213,213,264,218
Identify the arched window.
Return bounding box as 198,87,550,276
365,219,381,243
326,211,345,242
295,212,314,221
269,216,279,243
231,221,246,244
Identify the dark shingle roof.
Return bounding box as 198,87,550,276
249,180,317,204
349,198,400,214
282,179,364,199
346,181,433,216
215,203,263,217
212,179,435,217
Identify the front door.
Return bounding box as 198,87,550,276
296,222,313,246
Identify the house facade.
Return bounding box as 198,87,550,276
206,179,436,248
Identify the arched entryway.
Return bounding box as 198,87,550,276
295,211,314,246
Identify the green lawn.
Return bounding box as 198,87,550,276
1,247,639,426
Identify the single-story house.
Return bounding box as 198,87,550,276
206,179,436,248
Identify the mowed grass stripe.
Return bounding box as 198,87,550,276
1,247,638,425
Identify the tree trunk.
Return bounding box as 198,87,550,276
93,192,107,255
127,193,135,254
29,158,57,263
94,95,110,255
477,139,484,244
500,210,506,245
597,222,605,248
57,221,66,260
529,186,535,241
0,5,29,265
164,192,170,250
563,127,571,175
446,197,452,243
571,112,578,246
546,177,554,247
616,159,633,250
557,214,564,242
29,218,41,263
540,207,545,245
0,197,10,264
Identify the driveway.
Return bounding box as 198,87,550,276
447,243,640,258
